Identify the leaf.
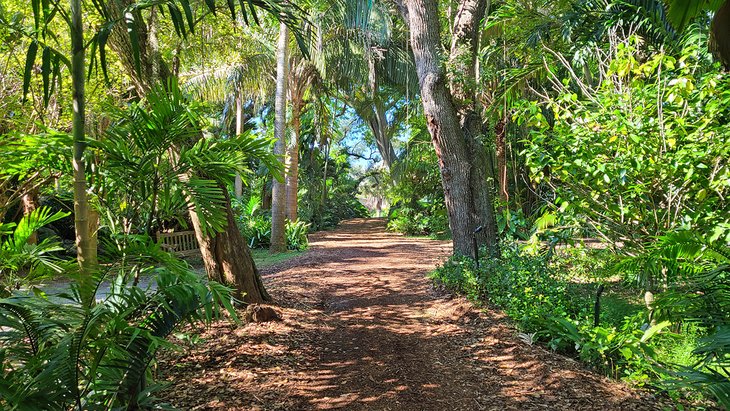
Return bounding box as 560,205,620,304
225,0,236,20
640,320,671,343
204,0,216,15
31,0,40,30
178,0,195,34
125,12,142,77
664,0,725,30
23,41,39,103
167,4,186,38
98,25,111,82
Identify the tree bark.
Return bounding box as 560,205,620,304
189,188,270,303
711,0,730,69
367,57,397,170
399,0,498,256
21,190,39,244
285,95,302,221
271,22,289,253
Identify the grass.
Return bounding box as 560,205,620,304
251,249,303,268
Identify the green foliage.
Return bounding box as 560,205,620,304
642,231,730,407
285,219,310,251
387,205,449,237
93,80,280,236
517,42,730,249
0,238,235,410
0,206,70,296
430,245,678,388
234,196,309,250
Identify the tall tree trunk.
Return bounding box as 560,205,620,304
285,95,302,221
71,0,94,299
495,117,509,203
399,0,498,256
270,22,289,253
234,91,244,198
189,188,270,303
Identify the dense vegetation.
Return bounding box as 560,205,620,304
0,0,728,408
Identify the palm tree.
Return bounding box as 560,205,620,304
286,54,320,221
270,21,289,253
98,81,279,302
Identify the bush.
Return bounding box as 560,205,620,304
387,204,449,237
237,214,310,251
285,219,310,251
430,244,661,385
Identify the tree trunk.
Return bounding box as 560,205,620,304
21,190,39,244
285,95,302,221
366,102,398,170
189,188,270,303
270,22,289,253
399,0,498,256
234,91,244,198
711,0,730,69
495,117,509,203
71,0,94,301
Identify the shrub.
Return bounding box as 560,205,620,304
285,219,310,251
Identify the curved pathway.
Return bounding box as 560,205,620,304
160,218,662,410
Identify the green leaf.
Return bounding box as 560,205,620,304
97,26,111,82
167,4,186,38
23,41,39,103
178,0,195,34
225,0,236,20
31,0,40,30
203,0,216,15
640,320,671,343
125,12,142,77
664,0,725,30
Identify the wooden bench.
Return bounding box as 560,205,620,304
158,231,200,257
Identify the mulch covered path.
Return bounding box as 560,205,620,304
158,218,667,410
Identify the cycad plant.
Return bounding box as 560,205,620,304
0,207,70,296
645,231,730,407
0,237,236,410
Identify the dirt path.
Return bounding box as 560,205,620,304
159,218,662,410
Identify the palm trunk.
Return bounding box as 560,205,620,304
234,91,244,198
399,0,498,257
270,22,289,253
367,102,397,170
71,0,94,298
285,96,302,221
711,0,729,69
